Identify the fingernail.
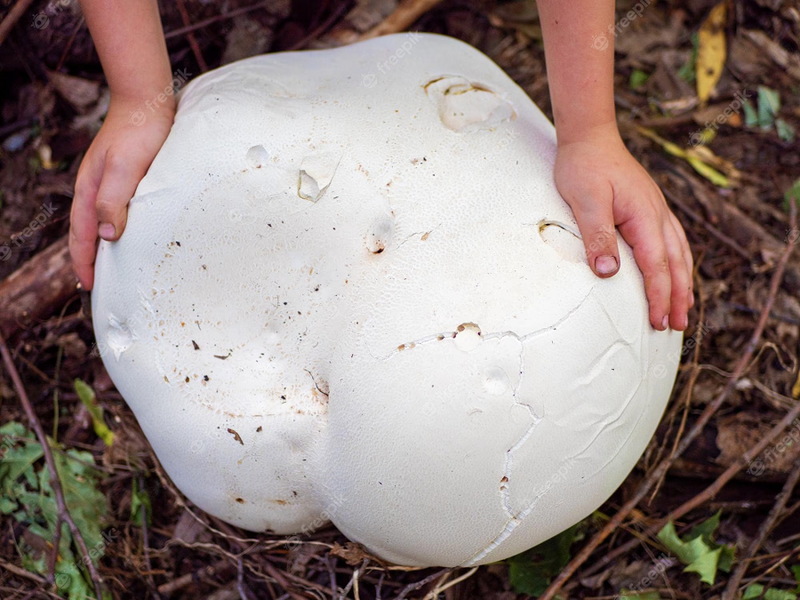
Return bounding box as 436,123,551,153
99,223,115,240
661,315,669,330
595,255,618,274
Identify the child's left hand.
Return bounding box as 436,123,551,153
554,122,693,332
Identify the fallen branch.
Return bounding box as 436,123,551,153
539,200,799,600
360,0,443,40
0,236,77,339
0,0,35,46
176,0,208,72
0,331,104,598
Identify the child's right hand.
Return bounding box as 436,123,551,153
70,97,175,290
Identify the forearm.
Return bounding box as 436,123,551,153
537,0,617,145
80,0,173,104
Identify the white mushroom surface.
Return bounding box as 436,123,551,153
92,33,683,567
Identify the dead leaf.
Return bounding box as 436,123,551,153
47,71,100,111
717,412,800,473
697,2,727,104
330,542,387,567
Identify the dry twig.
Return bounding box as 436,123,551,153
360,0,443,40
0,0,35,46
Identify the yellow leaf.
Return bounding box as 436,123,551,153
636,126,731,187
686,156,730,187
697,2,727,104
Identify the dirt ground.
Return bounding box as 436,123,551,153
1,0,800,598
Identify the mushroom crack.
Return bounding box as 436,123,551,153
374,287,595,363
462,490,547,567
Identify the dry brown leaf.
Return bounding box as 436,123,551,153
330,541,387,566
47,71,100,111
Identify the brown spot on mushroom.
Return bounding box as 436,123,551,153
257,426,263,432
235,497,245,504
227,428,244,445
192,340,200,350
421,231,430,241
397,344,406,351
501,476,508,483
272,499,288,505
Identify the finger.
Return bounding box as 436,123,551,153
617,208,671,331
69,155,103,290
94,149,148,242
669,212,695,307
567,190,621,278
664,222,691,331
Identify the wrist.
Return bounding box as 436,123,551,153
556,120,622,148
110,86,177,113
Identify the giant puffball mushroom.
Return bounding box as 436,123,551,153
92,33,683,567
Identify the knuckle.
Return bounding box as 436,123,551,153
95,197,120,216
104,151,128,173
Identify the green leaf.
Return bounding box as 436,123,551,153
687,510,721,542
630,69,650,90
776,118,796,142
684,546,721,585
508,523,580,595
0,421,111,599
765,589,798,600
792,564,800,591
49,449,109,550
757,86,780,129
784,178,800,212
657,514,735,586
74,379,114,446
743,98,759,127
744,584,765,600
678,33,699,83
131,478,152,527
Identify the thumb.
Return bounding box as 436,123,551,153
94,150,148,242
572,201,621,278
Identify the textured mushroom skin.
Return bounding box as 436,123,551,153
92,34,682,567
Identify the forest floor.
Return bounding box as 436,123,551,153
1,0,800,598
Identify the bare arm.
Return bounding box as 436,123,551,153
537,0,693,331
537,1,617,144
70,0,176,289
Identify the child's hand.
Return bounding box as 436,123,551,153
70,97,174,290
554,123,693,332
